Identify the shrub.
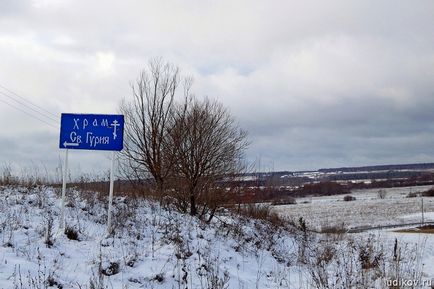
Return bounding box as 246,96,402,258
406,192,419,198
101,261,120,276
241,204,272,220
152,273,165,283
238,204,284,226
44,213,54,248
64,226,79,241
422,188,434,197
46,276,62,288
271,197,297,205
343,195,356,202
320,223,347,234
377,189,387,199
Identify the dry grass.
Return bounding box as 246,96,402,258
235,203,287,227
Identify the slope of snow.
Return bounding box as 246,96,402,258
0,186,300,289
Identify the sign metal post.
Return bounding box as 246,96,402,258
60,148,69,229
107,151,115,233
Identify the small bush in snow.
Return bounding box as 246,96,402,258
343,195,356,202
377,189,387,199
46,276,63,289
64,226,79,241
152,273,165,283
101,261,120,276
320,223,347,235
271,197,297,205
422,188,434,197
238,203,284,226
44,212,54,248
407,191,419,198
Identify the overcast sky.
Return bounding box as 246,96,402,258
1,0,434,177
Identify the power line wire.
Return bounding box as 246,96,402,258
0,98,58,129
0,83,58,121
0,90,58,123
0,83,58,118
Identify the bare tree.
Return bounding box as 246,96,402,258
120,59,248,219
171,98,248,218
120,58,192,196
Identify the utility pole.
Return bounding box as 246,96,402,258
421,196,425,225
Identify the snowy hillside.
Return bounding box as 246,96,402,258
0,186,301,288
0,186,431,288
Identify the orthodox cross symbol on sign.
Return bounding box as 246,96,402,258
111,120,120,140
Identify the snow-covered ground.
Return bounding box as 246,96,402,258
0,186,302,289
1,185,433,289
272,185,434,287
273,185,434,230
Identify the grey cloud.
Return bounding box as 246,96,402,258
0,0,30,16
1,0,434,172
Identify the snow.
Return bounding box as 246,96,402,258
272,185,434,287
399,212,434,223
0,186,300,289
273,185,434,229
1,185,434,288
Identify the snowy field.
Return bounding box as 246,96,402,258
272,185,434,286
1,185,433,289
273,185,434,230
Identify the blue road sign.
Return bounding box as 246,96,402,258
59,113,124,151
